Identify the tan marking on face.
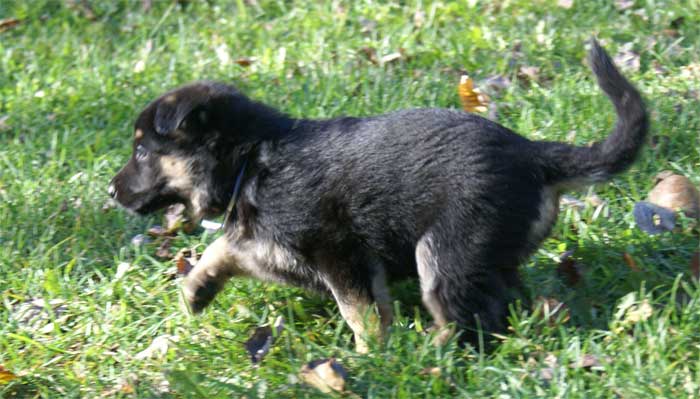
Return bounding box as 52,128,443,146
159,155,210,222
159,155,193,191
164,94,177,103
134,129,144,140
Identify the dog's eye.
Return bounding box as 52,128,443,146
135,144,149,161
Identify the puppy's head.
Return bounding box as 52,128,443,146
109,81,268,223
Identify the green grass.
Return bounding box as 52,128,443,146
1,0,700,397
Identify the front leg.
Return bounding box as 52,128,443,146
329,263,394,353
183,236,246,313
329,287,378,354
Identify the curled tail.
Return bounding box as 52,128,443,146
538,39,648,186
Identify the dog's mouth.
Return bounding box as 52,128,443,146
135,195,182,215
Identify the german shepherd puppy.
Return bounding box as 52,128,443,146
109,41,647,352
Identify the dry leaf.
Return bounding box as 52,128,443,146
147,225,167,237
482,74,512,94
557,0,573,9
648,172,700,219
133,60,146,73
174,248,198,276
560,194,586,210
518,65,541,82
557,250,583,287
12,298,69,335
66,0,96,20
538,367,554,381
458,75,489,113
155,238,173,259
359,47,378,64
690,251,699,281
413,10,426,27
624,299,653,323
569,354,603,370
0,365,17,384
359,18,377,34
234,57,257,67
679,63,700,80
300,358,348,393
614,0,635,11
131,234,150,246
419,367,441,377
622,253,640,272
0,17,21,32
244,316,284,363
533,296,570,325
135,335,179,360
532,353,558,381
114,262,132,280
613,44,640,72
380,52,403,64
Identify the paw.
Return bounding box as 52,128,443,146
354,338,370,354
182,274,221,313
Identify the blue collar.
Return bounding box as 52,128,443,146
221,159,248,230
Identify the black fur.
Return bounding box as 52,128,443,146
110,40,647,346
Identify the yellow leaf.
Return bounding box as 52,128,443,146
0,365,17,384
458,75,489,113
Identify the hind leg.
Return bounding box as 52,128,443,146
415,232,518,347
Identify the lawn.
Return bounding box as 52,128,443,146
1,0,699,397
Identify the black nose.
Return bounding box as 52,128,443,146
108,183,117,198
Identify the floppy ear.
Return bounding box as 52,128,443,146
154,90,210,135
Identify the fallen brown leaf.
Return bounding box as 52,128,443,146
482,74,512,94
155,238,173,259
533,296,570,325
624,299,653,323
614,0,635,11
557,250,583,287
569,354,603,370
458,75,489,113
135,335,179,360
0,18,21,32
300,358,348,394
244,316,284,363
557,0,573,9
114,262,132,280
419,367,442,377
359,18,377,34
622,252,640,272
131,234,150,246
613,43,640,72
359,47,378,64
174,248,198,276
0,365,17,384
413,10,426,27
235,57,257,67
12,298,69,334
518,65,541,83
690,251,699,281
147,225,167,237
380,52,403,64
648,172,700,219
